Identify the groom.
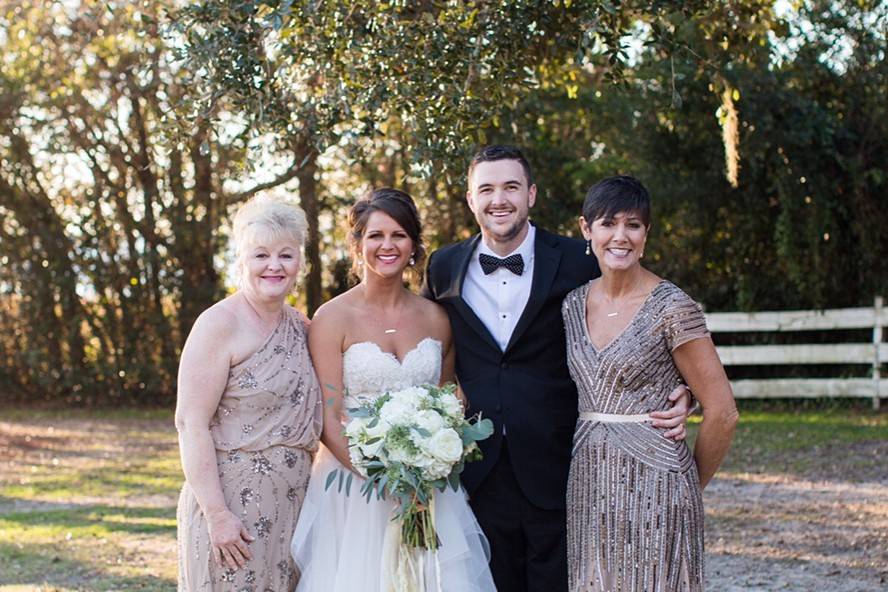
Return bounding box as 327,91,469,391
422,145,690,591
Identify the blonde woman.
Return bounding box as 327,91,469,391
176,197,322,591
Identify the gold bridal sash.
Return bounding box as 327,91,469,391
579,411,652,423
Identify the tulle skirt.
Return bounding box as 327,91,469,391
291,444,497,591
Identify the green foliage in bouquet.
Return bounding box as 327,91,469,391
325,383,493,550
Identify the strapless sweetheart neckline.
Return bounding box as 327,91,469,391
343,337,441,366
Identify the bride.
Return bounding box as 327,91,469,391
291,188,496,591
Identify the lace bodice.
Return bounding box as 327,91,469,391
341,337,442,407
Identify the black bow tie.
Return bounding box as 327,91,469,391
479,253,524,276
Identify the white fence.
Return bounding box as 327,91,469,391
707,297,886,409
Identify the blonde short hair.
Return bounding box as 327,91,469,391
232,196,308,266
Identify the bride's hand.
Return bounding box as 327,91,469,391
206,507,255,569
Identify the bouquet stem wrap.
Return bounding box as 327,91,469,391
384,496,442,592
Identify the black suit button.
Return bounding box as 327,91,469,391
495,404,502,412
500,362,508,369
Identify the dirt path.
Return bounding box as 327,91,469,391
705,471,887,591
1,415,886,591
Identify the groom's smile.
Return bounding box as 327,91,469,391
466,159,537,256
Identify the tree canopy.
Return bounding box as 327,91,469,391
1,0,885,403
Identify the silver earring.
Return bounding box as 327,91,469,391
409,253,415,266
585,240,592,256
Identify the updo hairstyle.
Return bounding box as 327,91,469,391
348,188,425,277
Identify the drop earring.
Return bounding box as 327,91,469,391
585,240,592,256
409,253,415,266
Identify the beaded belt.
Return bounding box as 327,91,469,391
579,411,652,423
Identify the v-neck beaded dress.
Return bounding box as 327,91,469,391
561,280,709,592
177,306,323,592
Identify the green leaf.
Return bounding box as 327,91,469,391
448,470,461,492
324,470,338,491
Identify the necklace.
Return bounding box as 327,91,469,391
597,276,646,318
367,292,406,334
382,305,403,334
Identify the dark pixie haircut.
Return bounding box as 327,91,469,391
468,145,534,187
348,188,425,274
582,175,651,228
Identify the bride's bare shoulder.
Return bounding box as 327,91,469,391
409,292,450,334
311,288,362,331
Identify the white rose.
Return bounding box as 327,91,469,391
421,459,452,481
426,428,463,463
344,417,368,440
392,386,425,406
379,397,418,425
414,410,446,435
438,395,463,421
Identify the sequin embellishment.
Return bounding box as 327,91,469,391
562,281,709,592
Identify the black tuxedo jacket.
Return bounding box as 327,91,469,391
422,227,600,510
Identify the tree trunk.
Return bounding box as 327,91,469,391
297,150,322,316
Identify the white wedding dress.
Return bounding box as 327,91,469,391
291,337,496,591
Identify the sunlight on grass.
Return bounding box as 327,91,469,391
0,520,177,591
0,408,173,423
1,406,884,590
0,410,179,591
688,408,888,477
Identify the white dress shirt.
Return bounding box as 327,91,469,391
462,224,536,351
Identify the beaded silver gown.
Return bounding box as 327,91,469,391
562,280,709,592
177,306,323,592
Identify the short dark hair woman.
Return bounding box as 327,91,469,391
562,175,738,591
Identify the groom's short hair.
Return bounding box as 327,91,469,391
468,145,534,187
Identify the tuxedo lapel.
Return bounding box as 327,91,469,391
505,231,561,353
439,235,501,352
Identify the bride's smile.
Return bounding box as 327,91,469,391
291,188,493,592
361,211,415,277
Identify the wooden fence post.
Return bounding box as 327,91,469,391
874,296,883,411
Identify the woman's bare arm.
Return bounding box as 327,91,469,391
308,303,356,471
174,308,254,569
672,336,739,489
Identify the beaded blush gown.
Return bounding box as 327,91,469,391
561,280,709,592
290,337,496,592
177,307,323,591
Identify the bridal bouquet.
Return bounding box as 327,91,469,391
327,383,493,587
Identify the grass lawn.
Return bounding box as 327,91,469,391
0,404,886,591
0,408,179,591
692,405,888,481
